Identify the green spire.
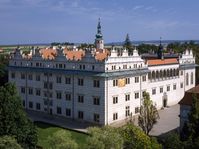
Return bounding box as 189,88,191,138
96,18,103,39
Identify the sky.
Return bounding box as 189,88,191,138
0,0,199,44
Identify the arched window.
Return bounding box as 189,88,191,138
160,70,163,79
148,72,152,80
167,69,170,78
170,69,173,77
156,71,159,80
163,70,167,78
176,69,179,76
173,69,176,77
152,71,156,80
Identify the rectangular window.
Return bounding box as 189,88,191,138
36,103,40,110
28,74,32,80
78,78,84,86
135,107,140,114
65,93,71,101
152,88,156,95
21,87,25,94
23,100,25,107
125,94,130,101
135,92,139,99
135,77,139,83
125,78,130,84
21,73,25,79
113,113,118,120
56,76,62,83
191,72,194,85
181,83,184,88
49,82,53,89
36,89,41,96
93,97,100,105
57,107,62,114
93,80,100,88
56,92,62,99
167,85,170,92
44,82,48,89
181,71,183,76
66,108,71,116
92,65,95,70
94,113,100,122
113,79,118,87
78,111,84,119
36,75,40,81
11,72,15,78
125,106,130,117
29,101,33,108
113,96,118,104
29,88,33,95
173,84,176,90
78,95,84,103
160,87,163,93
65,77,71,84
142,76,146,82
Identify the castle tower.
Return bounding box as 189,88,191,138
95,18,104,50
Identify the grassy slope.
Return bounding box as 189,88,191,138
36,122,88,149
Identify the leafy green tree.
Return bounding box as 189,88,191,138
0,83,38,148
85,126,123,149
47,130,78,149
187,94,199,139
164,133,183,149
120,123,161,149
0,136,22,149
0,54,9,86
137,44,158,54
138,92,159,135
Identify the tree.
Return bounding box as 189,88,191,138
138,92,159,135
123,34,133,54
47,130,78,149
85,126,123,149
0,83,38,148
164,133,183,149
0,54,9,86
0,136,22,149
120,123,161,149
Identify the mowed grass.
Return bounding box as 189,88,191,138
35,122,88,149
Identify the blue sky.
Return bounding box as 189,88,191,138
0,0,199,44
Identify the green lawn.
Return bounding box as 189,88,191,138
35,122,88,149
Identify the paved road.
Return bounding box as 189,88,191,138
149,104,180,136
27,104,180,136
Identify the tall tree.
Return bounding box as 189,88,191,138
47,130,78,149
123,34,133,54
0,136,22,149
138,92,159,135
121,123,161,149
85,126,123,149
0,83,37,148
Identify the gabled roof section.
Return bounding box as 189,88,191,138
179,85,199,106
147,58,178,66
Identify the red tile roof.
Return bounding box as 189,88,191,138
147,58,178,66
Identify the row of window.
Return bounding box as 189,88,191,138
113,76,146,87
152,83,183,95
113,93,140,104
26,101,100,122
13,61,97,71
109,63,143,71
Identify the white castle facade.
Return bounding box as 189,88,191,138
8,20,196,125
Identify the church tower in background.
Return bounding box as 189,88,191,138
95,18,104,49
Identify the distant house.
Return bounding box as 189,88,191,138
179,85,199,130
0,48,3,53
